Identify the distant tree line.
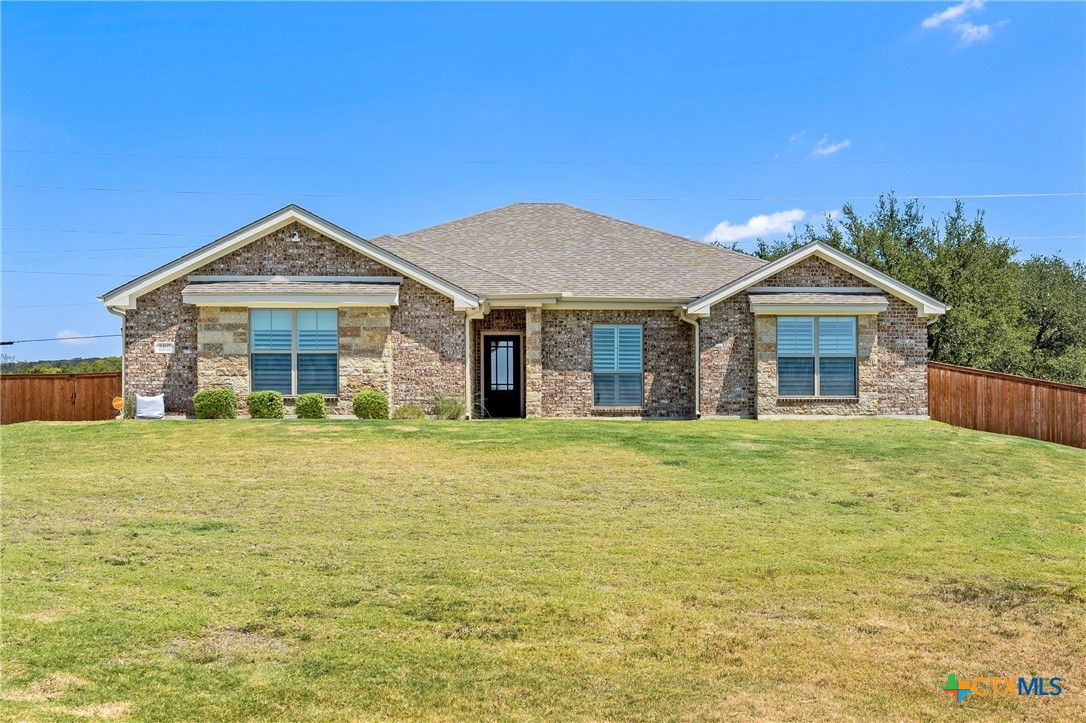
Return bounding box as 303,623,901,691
0,355,122,374
731,194,1086,386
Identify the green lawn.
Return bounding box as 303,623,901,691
1,418,1083,721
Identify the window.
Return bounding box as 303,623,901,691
251,309,338,395
777,316,857,397
593,325,643,407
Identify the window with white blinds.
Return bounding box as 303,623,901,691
776,316,857,397
593,325,643,407
251,309,338,395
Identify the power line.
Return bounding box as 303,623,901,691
1,226,214,237
1,270,133,277
1,333,119,346
1,302,100,309
3,245,194,254
4,183,1084,202
3,147,1083,167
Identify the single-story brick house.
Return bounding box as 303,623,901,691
99,203,946,419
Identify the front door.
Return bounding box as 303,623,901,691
483,335,522,418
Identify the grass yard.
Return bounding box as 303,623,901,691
1,418,1083,721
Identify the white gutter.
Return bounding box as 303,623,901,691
677,308,701,419
106,305,126,414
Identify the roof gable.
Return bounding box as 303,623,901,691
99,205,479,310
685,241,947,317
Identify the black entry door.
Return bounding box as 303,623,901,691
483,335,522,418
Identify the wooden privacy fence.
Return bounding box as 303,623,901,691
0,372,121,424
928,362,1085,448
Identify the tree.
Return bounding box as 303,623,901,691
745,193,1084,385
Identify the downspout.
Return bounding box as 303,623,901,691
678,308,701,420
464,313,472,419
106,305,127,412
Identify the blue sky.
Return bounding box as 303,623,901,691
2,1,1084,361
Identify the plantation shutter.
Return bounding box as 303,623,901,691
592,325,643,407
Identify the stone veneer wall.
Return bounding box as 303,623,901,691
743,255,929,416
196,306,249,402
697,294,757,417
540,309,694,418
123,221,464,414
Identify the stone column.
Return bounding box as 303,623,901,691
196,306,250,401
524,306,543,418
754,315,777,418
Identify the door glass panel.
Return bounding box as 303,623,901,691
489,340,514,391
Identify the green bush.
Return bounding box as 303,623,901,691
432,394,466,421
122,393,135,420
391,404,426,420
294,393,328,419
353,391,389,419
192,389,238,419
247,390,284,419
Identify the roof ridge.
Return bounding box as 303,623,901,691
556,205,766,265
395,203,528,240
371,232,547,294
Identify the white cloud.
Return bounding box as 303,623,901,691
56,329,94,346
811,135,852,157
922,1,1006,45
954,19,1007,45
789,130,807,143
704,209,806,244
921,0,983,29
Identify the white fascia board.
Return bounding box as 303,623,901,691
181,292,400,308
750,303,888,315
99,206,478,310
550,300,685,310
686,242,947,317
187,275,403,284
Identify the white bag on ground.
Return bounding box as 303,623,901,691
135,394,166,419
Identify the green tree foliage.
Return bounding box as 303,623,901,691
743,194,1086,386
0,356,122,374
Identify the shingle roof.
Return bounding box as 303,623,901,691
748,290,888,305
368,203,765,299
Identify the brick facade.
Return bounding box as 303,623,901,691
540,309,694,418
122,224,929,419
123,222,463,415
709,255,930,417
698,294,757,417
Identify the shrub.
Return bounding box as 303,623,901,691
352,391,389,419
122,393,136,420
247,390,284,419
391,404,426,420
294,393,328,419
192,389,238,419
432,394,466,420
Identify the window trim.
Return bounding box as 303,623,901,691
591,323,645,408
776,316,858,399
250,309,339,396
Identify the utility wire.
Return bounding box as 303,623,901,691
1,333,120,346
3,245,194,254
3,183,1084,202
2,302,100,309
1,226,214,237
1,270,134,277
3,148,1083,166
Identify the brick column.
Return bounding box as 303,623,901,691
524,306,543,418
